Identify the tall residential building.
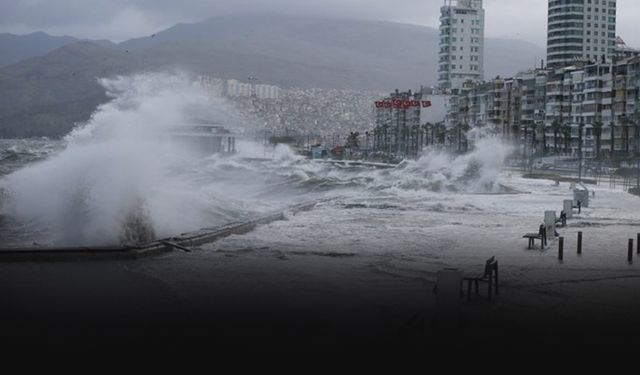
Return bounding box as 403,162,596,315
438,0,485,91
547,0,617,68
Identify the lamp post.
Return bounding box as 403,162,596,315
365,131,370,159
578,121,584,182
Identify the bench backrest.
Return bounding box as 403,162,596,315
483,256,497,278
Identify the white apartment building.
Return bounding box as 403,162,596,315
438,0,485,91
226,79,281,99
547,0,617,68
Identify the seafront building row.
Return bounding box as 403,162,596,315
443,54,640,160
369,0,638,161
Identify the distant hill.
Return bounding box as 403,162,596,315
0,14,545,138
0,32,79,67
0,41,142,138
119,13,545,90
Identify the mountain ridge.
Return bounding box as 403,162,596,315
0,14,545,138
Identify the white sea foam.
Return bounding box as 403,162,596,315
0,73,515,247
0,73,256,246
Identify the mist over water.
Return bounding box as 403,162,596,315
0,73,272,246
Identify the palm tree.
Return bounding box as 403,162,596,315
530,124,537,151
552,120,562,155
593,121,603,159
372,127,378,152
422,123,430,147
456,122,469,153
610,121,616,159
538,122,547,156
577,122,585,179
411,124,420,157
561,123,572,155
436,123,446,146
623,117,631,156
382,124,390,154
461,122,471,152
622,118,631,157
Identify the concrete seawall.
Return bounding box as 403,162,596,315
0,200,321,262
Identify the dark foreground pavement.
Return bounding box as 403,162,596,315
2,249,640,355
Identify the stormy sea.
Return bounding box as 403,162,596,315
2,74,640,353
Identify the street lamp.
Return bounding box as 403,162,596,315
365,131,370,159
578,121,584,182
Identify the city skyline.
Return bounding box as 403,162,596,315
2,0,640,48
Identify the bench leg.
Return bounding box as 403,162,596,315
474,279,479,295
494,267,499,296
488,274,493,302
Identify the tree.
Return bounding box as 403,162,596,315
552,120,562,154
578,122,585,179
593,121,603,159
411,124,420,157
561,123,572,155
623,117,631,155
346,132,360,150
610,121,616,159
436,123,446,146
422,123,431,147
538,122,547,156
372,126,380,152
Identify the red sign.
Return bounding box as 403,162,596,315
375,100,432,109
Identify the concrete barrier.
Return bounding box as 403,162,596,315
574,189,590,208
564,200,574,219
545,211,557,242
0,200,323,262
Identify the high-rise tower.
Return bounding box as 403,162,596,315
438,0,485,91
547,0,617,68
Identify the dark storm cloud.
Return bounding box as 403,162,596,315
0,0,639,47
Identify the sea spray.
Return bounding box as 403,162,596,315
378,134,514,194
268,134,514,195
0,73,250,246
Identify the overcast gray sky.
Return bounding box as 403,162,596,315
1,0,639,48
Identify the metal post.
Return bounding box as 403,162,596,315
577,231,583,255
636,157,639,191
494,261,499,296
559,237,564,261
488,271,493,302
578,123,583,182
629,239,634,264
637,233,640,255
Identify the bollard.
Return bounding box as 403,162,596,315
629,239,634,264
577,232,583,255
559,237,564,261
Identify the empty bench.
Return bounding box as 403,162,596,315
523,233,545,249
463,256,499,302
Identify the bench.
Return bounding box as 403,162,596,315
523,233,545,249
463,257,499,302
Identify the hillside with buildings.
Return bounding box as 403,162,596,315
0,13,544,138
